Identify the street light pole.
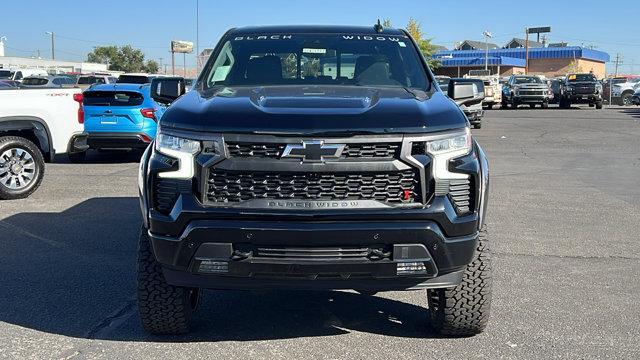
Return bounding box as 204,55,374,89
483,30,492,72
45,31,55,60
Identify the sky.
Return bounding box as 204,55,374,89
1,0,638,74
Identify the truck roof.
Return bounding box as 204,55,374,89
227,25,406,36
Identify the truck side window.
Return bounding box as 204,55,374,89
15,71,23,80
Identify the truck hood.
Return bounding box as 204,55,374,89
159,85,467,135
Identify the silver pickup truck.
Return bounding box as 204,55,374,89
501,75,552,109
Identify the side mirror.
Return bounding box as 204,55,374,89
150,77,186,105
448,81,484,106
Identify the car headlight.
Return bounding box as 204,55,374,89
155,131,201,179
425,128,472,195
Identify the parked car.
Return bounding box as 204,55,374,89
435,75,451,94
501,75,552,109
549,78,563,104
20,76,76,88
0,69,14,80
73,83,166,161
0,80,20,88
137,25,491,336
632,89,640,106
2,69,49,82
450,78,485,128
76,74,118,90
0,87,86,199
559,73,603,109
602,76,631,101
611,77,640,106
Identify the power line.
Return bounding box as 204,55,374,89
54,33,167,49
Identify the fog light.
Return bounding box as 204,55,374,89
198,260,228,273
396,262,427,275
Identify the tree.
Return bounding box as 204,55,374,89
87,45,155,73
144,60,159,73
405,18,440,69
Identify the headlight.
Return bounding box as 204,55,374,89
156,133,201,155
155,130,201,179
425,128,472,195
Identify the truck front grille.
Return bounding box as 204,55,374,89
573,84,596,94
226,142,400,159
206,170,420,204
518,90,545,96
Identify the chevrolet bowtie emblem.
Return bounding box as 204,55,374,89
281,141,345,163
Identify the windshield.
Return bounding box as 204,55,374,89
78,76,106,85
83,91,145,107
22,78,49,86
0,70,12,79
567,74,596,82
117,75,151,84
514,76,543,84
201,33,429,90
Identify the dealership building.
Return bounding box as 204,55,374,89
0,56,108,74
432,41,610,79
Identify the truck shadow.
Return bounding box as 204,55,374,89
54,149,145,164
0,197,441,342
619,108,640,119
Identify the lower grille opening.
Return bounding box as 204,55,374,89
254,245,391,262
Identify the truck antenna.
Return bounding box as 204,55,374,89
374,19,383,33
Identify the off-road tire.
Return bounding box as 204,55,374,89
137,226,200,334
529,104,535,108
0,136,45,200
621,93,633,106
473,123,482,129
595,101,603,110
427,227,492,336
541,102,549,109
68,151,86,163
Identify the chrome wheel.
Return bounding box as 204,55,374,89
0,147,36,190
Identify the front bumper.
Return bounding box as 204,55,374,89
513,95,551,103
150,219,477,291
86,132,153,149
566,93,602,103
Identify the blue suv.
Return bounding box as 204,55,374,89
70,83,165,161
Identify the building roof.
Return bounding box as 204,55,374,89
505,38,543,48
457,40,499,50
432,44,448,52
438,56,526,67
228,25,406,36
434,46,610,67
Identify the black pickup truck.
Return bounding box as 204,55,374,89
559,73,603,109
137,25,491,336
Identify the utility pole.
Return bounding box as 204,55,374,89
45,31,55,60
171,49,175,75
483,30,492,72
525,27,529,74
613,53,622,77
159,57,164,74
196,0,200,73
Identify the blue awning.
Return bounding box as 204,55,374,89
438,56,526,67
434,46,610,63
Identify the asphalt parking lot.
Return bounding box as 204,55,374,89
1,106,639,359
